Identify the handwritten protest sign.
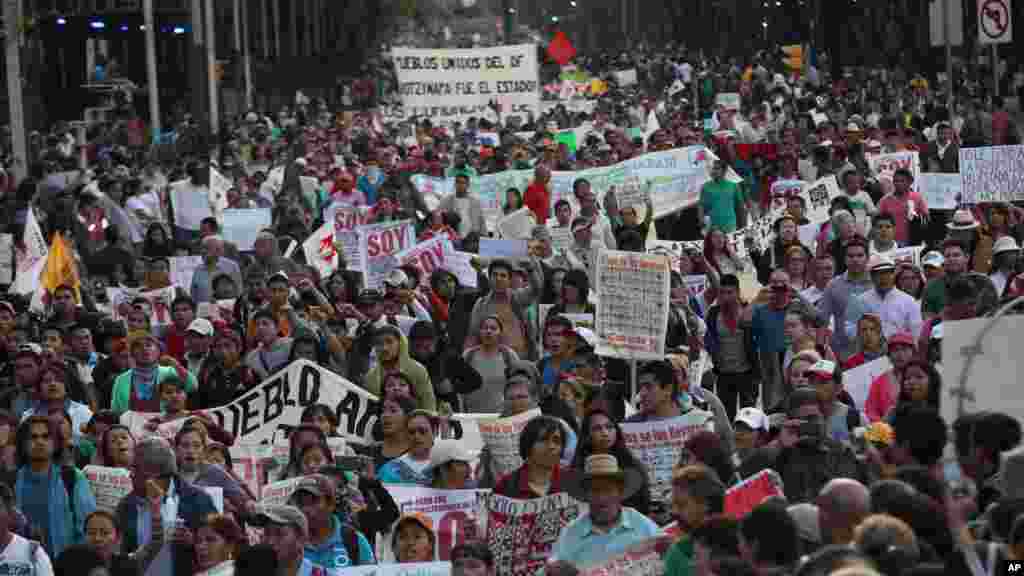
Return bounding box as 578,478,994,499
479,238,529,259
918,173,961,210
622,415,710,521
377,487,490,562
259,476,307,507
842,357,893,411
391,44,540,123
324,204,372,267
579,536,673,576
497,207,537,239
594,251,670,360
477,408,541,479
107,286,176,326
207,360,378,446
801,175,841,224
959,145,1024,203
83,466,133,513
358,220,415,289
222,209,272,250
724,469,785,519
395,236,452,282
486,492,586,576
170,255,203,289
411,146,739,231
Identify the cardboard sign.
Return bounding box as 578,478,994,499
723,469,785,519
594,251,671,360
357,220,416,289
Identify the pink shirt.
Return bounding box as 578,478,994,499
864,370,899,422
878,192,929,244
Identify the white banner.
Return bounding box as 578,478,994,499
377,486,491,562
918,172,961,210
868,151,922,189
395,236,452,283
594,251,670,360
10,209,47,296
959,145,1024,203
443,250,478,289
170,180,213,231
222,209,272,251
358,220,416,290
392,44,540,123
621,416,709,520
411,146,738,232
83,465,133,513
303,222,343,278
107,286,176,326
206,359,378,446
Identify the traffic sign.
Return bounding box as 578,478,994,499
979,0,1013,44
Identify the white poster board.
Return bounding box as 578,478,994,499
594,250,670,360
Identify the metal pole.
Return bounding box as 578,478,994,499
4,0,26,183
261,0,269,59
144,0,161,143
630,358,638,403
943,0,953,114
242,0,254,110
272,0,281,60
233,0,241,51
992,44,999,97
290,0,299,58
205,0,218,137
191,0,205,123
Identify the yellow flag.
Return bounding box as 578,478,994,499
41,232,81,302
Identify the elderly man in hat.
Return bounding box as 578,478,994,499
551,454,660,568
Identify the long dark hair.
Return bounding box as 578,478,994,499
15,415,63,469
572,409,646,475
897,359,942,410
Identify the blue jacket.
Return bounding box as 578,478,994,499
703,304,758,376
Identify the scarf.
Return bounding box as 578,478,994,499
132,365,158,401
15,464,73,558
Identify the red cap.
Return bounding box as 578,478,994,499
887,332,917,348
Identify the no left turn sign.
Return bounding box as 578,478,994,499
979,0,1013,44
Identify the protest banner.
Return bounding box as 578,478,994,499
10,209,47,296
0,234,12,285
479,238,529,259
579,536,674,576
443,250,478,289
83,465,133,513
621,415,710,516
437,413,491,465
868,151,922,186
391,44,540,123
331,563,452,576
613,69,638,86
260,476,307,507
715,92,741,111
594,251,670,360
548,224,573,253
107,286,176,326
410,146,739,232
878,245,924,269
801,175,842,224
229,443,273,498
724,469,785,519
918,172,962,210
497,207,537,239
170,255,203,289
477,408,542,479
119,411,196,442
769,179,806,213
358,220,416,289
395,236,452,281
842,357,893,410
170,180,214,231
324,203,372,267
207,359,378,446
209,168,231,217
486,492,587,576
959,145,1024,203
221,209,272,250
303,222,344,278
376,486,491,561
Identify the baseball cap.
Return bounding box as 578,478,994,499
394,512,434,537
186,318,215,337
921,251,944,269
868,254,896,273
734,407,769,432
251,504,308,538
887,332,917,349
290,474,336,501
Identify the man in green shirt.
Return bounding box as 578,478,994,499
663,464,726,576
922,238,969,317
699,160,749,234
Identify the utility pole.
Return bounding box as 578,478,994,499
242,0,253,110
4,0,26,183
144,0,161,142
943,0,953,114
191,0,206,129
205,0,218,139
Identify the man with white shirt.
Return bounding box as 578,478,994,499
845,255,923,342
0,483,52,576
573,179,617,250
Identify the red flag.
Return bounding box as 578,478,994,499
546,31,576,66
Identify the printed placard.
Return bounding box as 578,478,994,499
486,492,587,576
357,220,416,290
868,151,922,187
477,408,542,480
259,476,308,508
395,236,452,282
801,175,841,224
391,44,540,122
579,536,674,576
107,286,176,326
622,415,710,521
918,172,961,210
959,145,1024,203
594,251,671,360
443,250,479,289
723,470,784,519
83,465,133,513
376,486,491,562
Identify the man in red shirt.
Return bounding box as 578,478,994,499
524,165,552,224
877,168,929,245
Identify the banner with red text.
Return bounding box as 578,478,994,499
486,492,586,576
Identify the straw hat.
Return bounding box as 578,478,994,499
947,209,980,231
566,454,644,503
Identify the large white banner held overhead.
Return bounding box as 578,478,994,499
392,44,540,123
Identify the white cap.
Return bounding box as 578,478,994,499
187,318,215,337
921,250,945,269
868,254,897,273
734,407,769,432
574,327,597,349
427,439,473,473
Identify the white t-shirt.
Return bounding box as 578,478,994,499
0,533,54,576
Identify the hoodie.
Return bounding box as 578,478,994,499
363,326,436,412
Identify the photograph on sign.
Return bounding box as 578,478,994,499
979,0,1013,44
